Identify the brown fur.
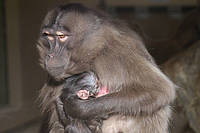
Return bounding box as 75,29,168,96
37,4,176,133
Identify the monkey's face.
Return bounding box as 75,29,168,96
38,27,70,78
37,4,104,79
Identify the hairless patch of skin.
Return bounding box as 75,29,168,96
76,74,109,100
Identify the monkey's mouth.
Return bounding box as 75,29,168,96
47,65,66,78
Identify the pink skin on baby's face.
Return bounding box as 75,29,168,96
76,86,109,100
76,90,91,100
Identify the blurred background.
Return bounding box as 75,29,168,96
0,0,199,133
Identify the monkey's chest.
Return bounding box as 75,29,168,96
101,106,170,133
102,115,137,133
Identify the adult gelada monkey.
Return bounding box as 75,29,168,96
37,3,176,133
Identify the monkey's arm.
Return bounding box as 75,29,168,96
57,73,104,133
57,97,102,133
61,59,176,119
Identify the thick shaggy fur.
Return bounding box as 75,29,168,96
37,4,176,133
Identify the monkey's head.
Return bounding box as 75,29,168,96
37,4,106,79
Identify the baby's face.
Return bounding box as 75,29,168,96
77,90,92,100
77,86,109,100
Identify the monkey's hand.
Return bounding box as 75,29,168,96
61,94,110,120
64,119,92,133
87,118,104,133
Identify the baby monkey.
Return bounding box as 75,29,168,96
64,72,109,100
59,72,109,133
76,76,109,100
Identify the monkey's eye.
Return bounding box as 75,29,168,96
58,35,68,42
42,31,50,36
56,31,68,42
58,34,65,39
42,32,49,36
42,31,54,41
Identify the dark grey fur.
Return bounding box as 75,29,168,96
37,3,176,133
